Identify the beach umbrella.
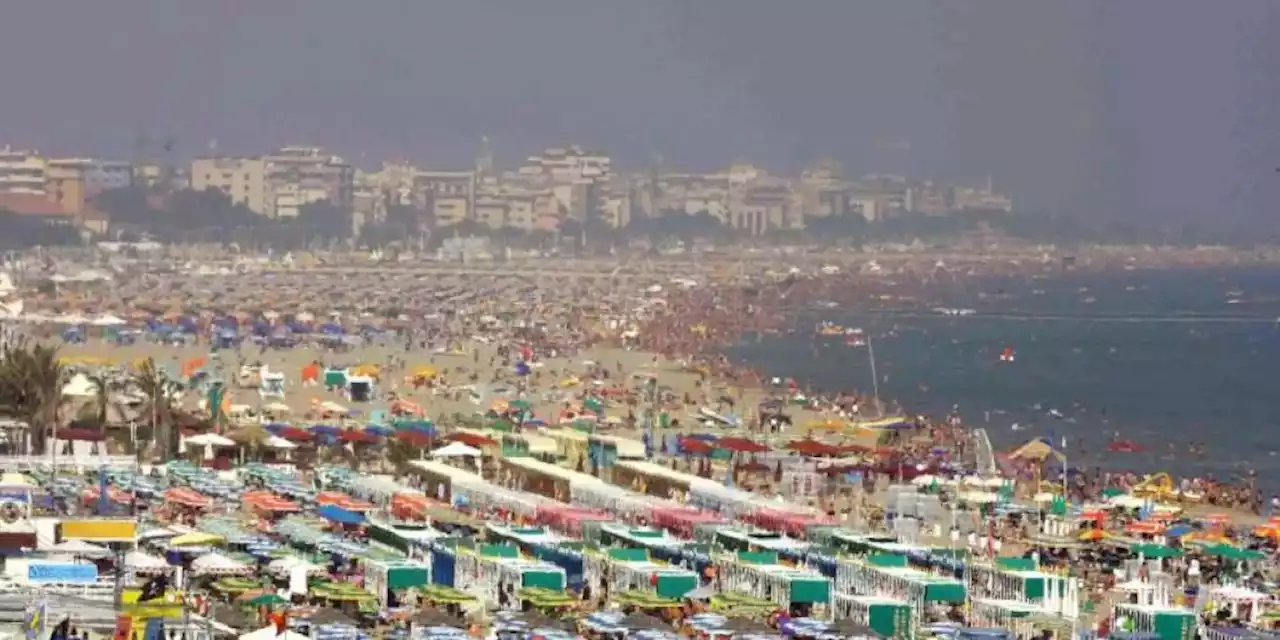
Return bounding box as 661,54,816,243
420,585,477,605
1130,543,1182,559
1201,544,1265,561
245,593,288,607
364,424,394,437
1078,529,1107,542
212,578,259,594
715,437,769,454
338,430,377,443
169,531,223,547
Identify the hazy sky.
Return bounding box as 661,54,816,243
1,1,1277,227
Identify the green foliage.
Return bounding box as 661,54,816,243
0,338,69,454
0,210,83,250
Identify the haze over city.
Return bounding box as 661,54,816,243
1,1,1278,230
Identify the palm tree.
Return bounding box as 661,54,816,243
85,372,122,426
0,338,69,455
132,357,182,461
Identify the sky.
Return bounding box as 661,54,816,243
1,1,1277,228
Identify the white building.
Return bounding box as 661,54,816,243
0,147,47,195
191,146,354,217
45,158,133,194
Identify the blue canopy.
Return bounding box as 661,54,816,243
317,504,365,525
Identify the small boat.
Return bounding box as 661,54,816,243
815,321,844,336
999,346,1015,363
844,328,866,347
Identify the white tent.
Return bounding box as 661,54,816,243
124,551,169,572
262,401,291,414
431,442,482,458
91,314,127,327
186,433,236,448
192,552,250,576
263,435,298,450
238,626,277,640
61,373,97,397
47,539,110,559
54,313,90,325
267,556,323,576
0,473,36,490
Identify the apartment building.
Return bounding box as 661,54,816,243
0,147,47,195
190,156,269,213
412,171,475,227
265,147,353,217
953,178,1014,212
190,146,354,218
851,175,910,221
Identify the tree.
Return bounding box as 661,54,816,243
132,357,183,461
804,213,868,244
0,210,82,250
85,372,123,427
295,200,353,241
0,338,69,455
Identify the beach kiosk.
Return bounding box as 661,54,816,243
364,558,431,608
582,547,699,600
833,594,914,639
712,551,832,612
1112,603,1196,640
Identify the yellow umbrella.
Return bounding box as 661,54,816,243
169,532,225,547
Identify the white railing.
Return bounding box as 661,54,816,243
971,428,998,477
0,455,136,471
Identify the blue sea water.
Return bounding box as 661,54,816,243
729,266,1280,484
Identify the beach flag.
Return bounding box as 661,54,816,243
111,616,131,640
22,600,45,640
142,618,165,640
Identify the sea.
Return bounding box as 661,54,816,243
728,266,1280,487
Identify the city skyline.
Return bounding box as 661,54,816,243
0,2,1276,229
1,141,1013,238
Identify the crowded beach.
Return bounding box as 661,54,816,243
0,249,1275,640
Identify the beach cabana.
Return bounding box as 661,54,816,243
713,550,832,609
836,555,966,630
430,542,566,610
965,561,1081,618
1112,603,1196,640
833,594,914,639
364,558,432,608
583,547,699,599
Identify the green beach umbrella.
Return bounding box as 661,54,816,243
246,593,288,607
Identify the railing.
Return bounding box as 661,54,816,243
0,455,136,471
970,428,998,477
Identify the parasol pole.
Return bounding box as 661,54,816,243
866,334,881,416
